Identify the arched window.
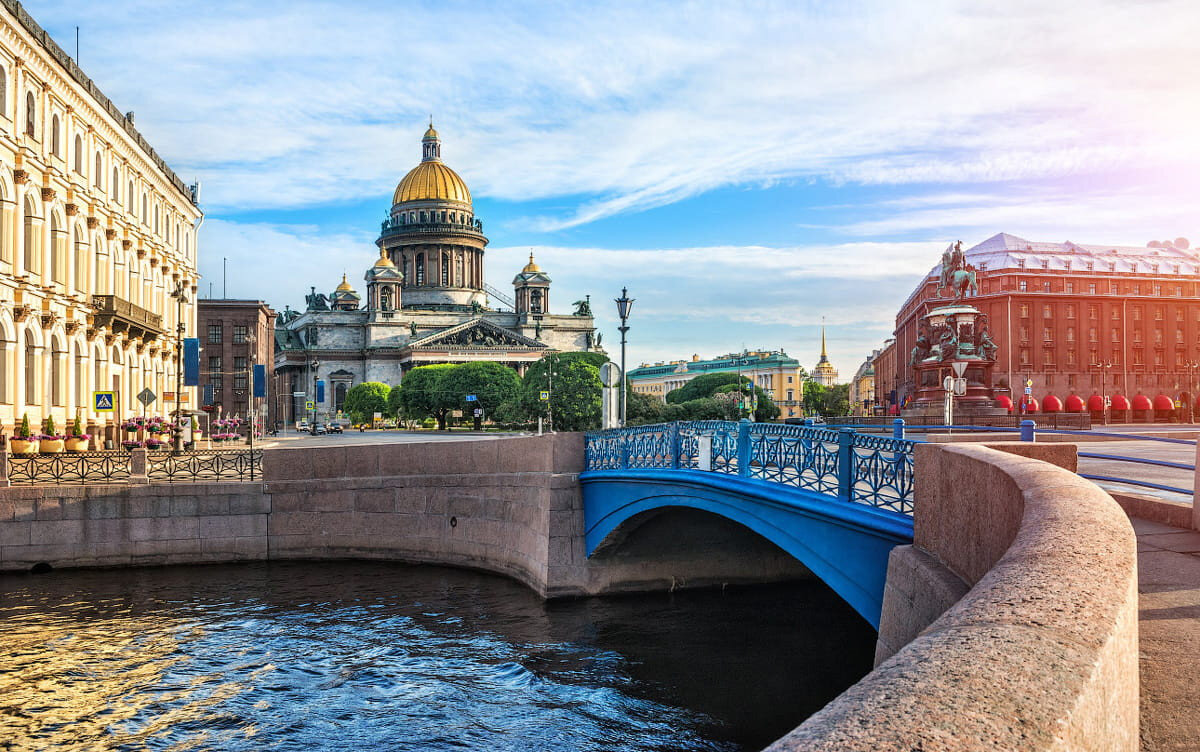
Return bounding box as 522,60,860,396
50,114,60,156
22,196,37,273
73,135,82,172
24,91,34,137
380,286,393,311
530,289,543,314
49,212,63,283
23,331,36,404
415,253,425,285
441,252,450,285
95,152,103,186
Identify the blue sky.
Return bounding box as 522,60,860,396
33,0,1200,377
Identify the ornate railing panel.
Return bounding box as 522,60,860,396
146,450,263,483
7,451,132,485
584,421,916,516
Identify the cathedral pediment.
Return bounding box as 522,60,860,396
408,318,546,350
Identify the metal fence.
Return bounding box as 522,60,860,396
584,421,916,515
4,448,262,486
815,413,1092,430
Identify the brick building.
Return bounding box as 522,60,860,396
196,299,275,427
884,233,1200,415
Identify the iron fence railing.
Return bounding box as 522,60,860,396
584,421,915,515
6,451,132,485
146,449,262,483
5,448,262,485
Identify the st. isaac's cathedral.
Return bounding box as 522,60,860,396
274,125,599,420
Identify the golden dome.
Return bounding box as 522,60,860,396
423,124,439,140
336,273,354,292
522,253,541,273
374,250,395,268
392,160,472,205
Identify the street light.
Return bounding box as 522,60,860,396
1093,361,1113,425
614,287,634,428
170,280,188,453
1187,361,1200,424
310,359,320,435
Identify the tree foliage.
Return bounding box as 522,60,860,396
803,381,851,417
522,352,603,432
665,373,749,404
343,382,391,424
393,364,457,429
439,361,522,417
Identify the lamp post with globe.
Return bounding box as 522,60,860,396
614,288,634,428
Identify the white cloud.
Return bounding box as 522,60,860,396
34,0,1200,225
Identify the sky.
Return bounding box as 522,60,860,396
32,0,1200,377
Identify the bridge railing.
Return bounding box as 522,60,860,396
584,421,916,515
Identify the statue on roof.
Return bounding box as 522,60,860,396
305,286,330,312
573,295,593,317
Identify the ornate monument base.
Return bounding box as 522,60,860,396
903,301,1004,418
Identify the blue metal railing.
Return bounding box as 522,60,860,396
833,418,1196,498
584,421,916,515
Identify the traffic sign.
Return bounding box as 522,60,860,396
305,400,315,411
539,391,550,401
1026,379,1034,387
465,394,477,402
943,376,955,391
953,378,968,396
93,391,115,411
1024,386,1033,395
137,388,157,406
951,361,968,377
473,408,483,418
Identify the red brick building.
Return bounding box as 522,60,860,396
885,233,1200,416
196,299,276,426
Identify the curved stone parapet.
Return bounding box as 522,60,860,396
767,442,1138,751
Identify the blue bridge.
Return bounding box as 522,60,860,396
581,421,916,627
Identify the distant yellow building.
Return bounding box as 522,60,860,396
0,3,202,432
811,327,839,386
627,349,806,417
848,355,878,416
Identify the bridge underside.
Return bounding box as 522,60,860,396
581,469,914,627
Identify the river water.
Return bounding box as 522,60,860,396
0,562,874,751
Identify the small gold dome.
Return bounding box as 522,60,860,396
393,160,472,205
336,273,354,292
423,124,439,140
374,250,395,268
522,253,541,273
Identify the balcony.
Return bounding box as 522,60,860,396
378,219,486,243
90,295,163,341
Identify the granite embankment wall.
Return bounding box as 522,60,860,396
0,433,809,595
770,442,1139,752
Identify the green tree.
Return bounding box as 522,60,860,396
394,364,456,429
523,353,603,431
626,386,668,425
343,382,391,424
803,381,851,417
713,382,780,422
665,373,750,404
439,362,522,422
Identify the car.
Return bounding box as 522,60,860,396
311,423,327,435
328,423,344,434
297,421,310,431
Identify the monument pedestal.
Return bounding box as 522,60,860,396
904,302,1002,418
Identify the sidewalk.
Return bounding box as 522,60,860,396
1131,516,1200,751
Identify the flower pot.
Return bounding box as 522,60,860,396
65,437,90,452
10,438,38,454
40,439,65,454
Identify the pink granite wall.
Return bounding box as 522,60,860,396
768,443,1139,751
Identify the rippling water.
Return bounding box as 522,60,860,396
0,563,875,751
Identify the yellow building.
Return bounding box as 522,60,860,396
848,355,878,416
627,350,807,418
0,3,201,434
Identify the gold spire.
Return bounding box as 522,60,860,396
336,273,353,292
820,325,828,360
522,252,541,273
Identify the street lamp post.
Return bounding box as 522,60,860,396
170,281,188,453
1093,361,1113,425
614,288,634,428
310,360,320,435
1188,361,1200,424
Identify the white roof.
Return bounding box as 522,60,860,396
941,232,1200,276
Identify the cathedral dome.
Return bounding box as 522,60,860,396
392,124,472,206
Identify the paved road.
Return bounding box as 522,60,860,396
1075,439,1195,502
260,429,527,449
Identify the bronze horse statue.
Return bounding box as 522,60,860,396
941,267,977,300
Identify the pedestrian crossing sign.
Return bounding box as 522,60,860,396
93,391,116,411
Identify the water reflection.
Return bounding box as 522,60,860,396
0,563,874,751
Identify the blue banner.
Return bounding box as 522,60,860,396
316,379,325,403
202,383,214,406
253,364,267,398
183,338,200,386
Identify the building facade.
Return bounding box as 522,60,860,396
870,338,898,414
847,352,878,416
811,328,838,386
197,299,275,427
627,350,806,417
0,2,201,436
890,233,1200,413
274,126,597,424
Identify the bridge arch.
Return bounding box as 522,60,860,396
581,469,912,627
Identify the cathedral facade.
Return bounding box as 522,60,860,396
274,125,598,422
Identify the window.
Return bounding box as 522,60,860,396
787,375,793,383
1133,350,1143,365
1041,259,1049,270
0,68,6,119
415,253,425,285
1043,327,1053,342
1019,349,1030,365
1176,286,1183,297
1089,304,1098,319
1017,259,1026,268
233,325,248,344
1110,282,1118,294
208,356,222,373
1043,281,1051,292
1019,280,1028,292
50,114,59,156
234,356,247,371
24,91,34,136
1089,327,1097,342
1177,329,1185,344
1067,350,1077,365
207,323,223,344
112,167,119,199
1066,304,1076,319
1132,284,1140,294
1111,327,1120,342
441,252,450,285
1133,329,1142,343
1019,326,1029,342
787,390,794,401
211,374,223,391
73,135,82,172
1043,304,1052,318
1133,306,1142,321
1065,282,1074,294
1020,304,1030,318
1088,283,1097,294
1154,329,1163,345
1112,308,1120,320
1066,326,1075,342
1155,306,1164,321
